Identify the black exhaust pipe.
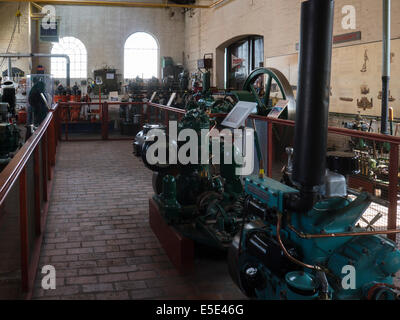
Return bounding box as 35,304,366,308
291,0,334,210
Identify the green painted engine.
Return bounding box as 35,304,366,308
142,108,246,248
0,122,20,171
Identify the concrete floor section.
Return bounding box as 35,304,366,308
32,140,244,300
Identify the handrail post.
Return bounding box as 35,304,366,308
146,103,151,123
42,133,48,201
267,120,273,177
64,104,69,141
56,105,61,142
34,146,41,236
102,102,109,140
141,103,145,128
47,117,54,180
164,110,169,129
19,168,29,292
49,116,56,166
388,142,398,241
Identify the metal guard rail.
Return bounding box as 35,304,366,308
0,104,60,299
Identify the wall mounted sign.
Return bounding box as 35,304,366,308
333,31,361,44
95,76,103,85
106,73,115,80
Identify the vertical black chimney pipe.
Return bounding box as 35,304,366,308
292,0,334,193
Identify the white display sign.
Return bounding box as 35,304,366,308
167,92,177,107
221,101,258,129
150,91,157,103
267,99,289,119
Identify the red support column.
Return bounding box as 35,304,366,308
267,121,273,178
56,106,61,143
140,104,145,128
64,104,69,141
19,168,29,292
34,146,41,236
102,102,109,140
388,143,399,241
50,118,56,166
42,133,48,201
164,110,169,129
146,104,151,123
47,119,54,180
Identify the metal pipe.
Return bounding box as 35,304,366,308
0,53,70,87
8,58,12,78
209,0,231,8
276,213,322,271
31,2,43,10
381,0,391,134
15,0,223,9
288,223,400,239
34,53,71,87
388,143,398,241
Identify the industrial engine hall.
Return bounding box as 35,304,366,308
2,0,400,307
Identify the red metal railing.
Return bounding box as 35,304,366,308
261,117,400,241
0,104,60,299
57,101,185,141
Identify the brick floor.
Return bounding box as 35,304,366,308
32,141,245,300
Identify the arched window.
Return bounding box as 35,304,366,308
51,37,87,78
124,32,158,79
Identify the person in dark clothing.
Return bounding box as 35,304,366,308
28,80,48,126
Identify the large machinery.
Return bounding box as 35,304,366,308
228,0,400,300
142,108,246,248
137,0,400,300
0,121,20,171
0,81,21,171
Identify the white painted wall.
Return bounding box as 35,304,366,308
0,1,185,84
0,2,31,77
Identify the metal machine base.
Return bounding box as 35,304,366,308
149,198,194,274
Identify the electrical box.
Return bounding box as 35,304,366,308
197,58,213,70
93,68,119,95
